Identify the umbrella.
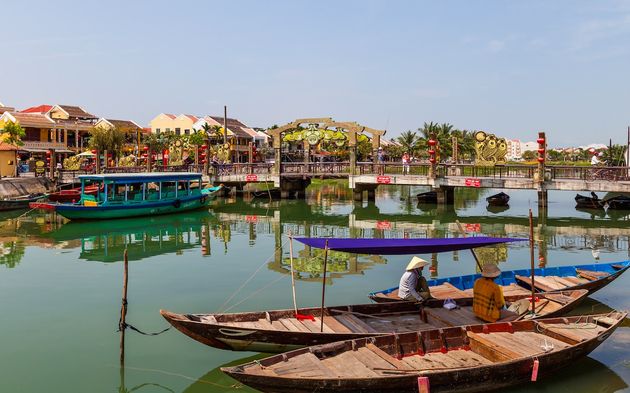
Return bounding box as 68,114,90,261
77,151,95,157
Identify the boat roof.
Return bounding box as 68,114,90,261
79,172,202,182
294,236,526,255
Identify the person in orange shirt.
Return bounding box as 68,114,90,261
473,263,517,322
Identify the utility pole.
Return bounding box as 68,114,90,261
223,105,229,162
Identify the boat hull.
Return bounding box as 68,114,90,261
55,194,212,220
223,313,626,393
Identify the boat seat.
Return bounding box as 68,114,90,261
133,193,144,201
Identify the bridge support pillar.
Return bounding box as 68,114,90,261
352,184,378,202
435,186,455,205
366,187,376,202
280,178,311,199
537,190,548,208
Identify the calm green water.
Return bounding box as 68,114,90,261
1,183,629,393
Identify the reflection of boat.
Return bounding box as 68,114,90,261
221,312,626,393
182,354,263,393
575,193,604,209
416,191,437,203
0,193,47,211
370,261,630,302
574,207,606,219
38,173,213,220
605,195,630,210
486,204,509,214
161,290,586,353
486,192,509,206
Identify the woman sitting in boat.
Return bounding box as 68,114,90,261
398,257,432,302
473,264,517,322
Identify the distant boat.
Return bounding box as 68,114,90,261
416,191,437,203
575,193,604,209
486,192,509,206
0,193,47,211
221,312,626,393
31,172,216,220
605,195,630,210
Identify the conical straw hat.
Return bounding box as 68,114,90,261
406,256,429,271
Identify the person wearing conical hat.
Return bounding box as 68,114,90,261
398,256,432,302
473,263,517,322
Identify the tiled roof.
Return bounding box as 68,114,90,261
208,116,254,139
104,119,142,130
7,112,55,128
53,119,95,131
0,106,15,114
21,104,52,114
183,114,199,122
0,143,18,151
165,113,176,119
58,105,97,119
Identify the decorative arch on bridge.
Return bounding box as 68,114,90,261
267,117,386,173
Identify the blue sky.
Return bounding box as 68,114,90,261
3,0,630,146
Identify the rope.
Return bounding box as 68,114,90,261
117,322,171,336
217,238,289,313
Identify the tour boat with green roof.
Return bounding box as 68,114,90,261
32,172,221,220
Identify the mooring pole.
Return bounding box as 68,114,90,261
529,209,536,315
288,231,298,316
320,239,329,333
119,249,129,361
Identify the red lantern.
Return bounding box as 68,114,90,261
429,157,436,163
143,146,149,151
537,138,545,144
201,159,207,164
537,157,545,163
428,150,435,155
201,144,207,149
46,150,51,156
428,139,437,146
537,148,545,154
91,149,97,154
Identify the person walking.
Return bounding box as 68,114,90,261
402,152,410,175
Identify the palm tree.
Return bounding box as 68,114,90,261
396,130,419,156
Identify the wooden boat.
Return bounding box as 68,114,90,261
201,184,223,199
160,290,587,353
486,204,509,214
369,260,630,303
251,188,281,199
416,191,437,203
486,192,510,206
0,193,47,211
222,311,626,393
48,185,99,203
575,193,604,209
605,195,630,210
31,172,213,220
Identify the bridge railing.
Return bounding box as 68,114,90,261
211,163,274,176
549,165,630,181
437,164,536,178
281,162,350,175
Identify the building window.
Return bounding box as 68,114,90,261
166,128,171,132
184,129,190,135
156,128,161,134
175,128,181,135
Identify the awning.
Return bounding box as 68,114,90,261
294,237,526,255
19,148,74,153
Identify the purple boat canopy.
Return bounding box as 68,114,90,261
294,237,526,255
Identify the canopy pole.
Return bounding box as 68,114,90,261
455,220,483,271
529,209,536,315
320,239,329,333
288,231,298,316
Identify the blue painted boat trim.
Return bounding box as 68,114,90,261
55,194,205,213
370,260,630,296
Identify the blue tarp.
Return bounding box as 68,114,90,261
294,237,526,255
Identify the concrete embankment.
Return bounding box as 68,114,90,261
0,177,54,198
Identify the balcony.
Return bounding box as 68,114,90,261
21,141,73,153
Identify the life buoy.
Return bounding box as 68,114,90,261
173,199,181,208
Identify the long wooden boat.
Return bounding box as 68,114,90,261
31,172,214,220
48,185,99,203
222,311,626,393
416,191,437,203
575,193,604,209
369,260,630,303
0,193,47,211
486,191,509,206
160,290,587,353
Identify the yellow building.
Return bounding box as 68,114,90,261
94,118,144,155
149,113,198,136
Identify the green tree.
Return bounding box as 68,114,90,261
0,121,25,147
522,150,536,161
602,144,627,166
88,126,126,161
396,130,419,156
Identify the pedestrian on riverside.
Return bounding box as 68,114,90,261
402,152,410,174
398,256,432,303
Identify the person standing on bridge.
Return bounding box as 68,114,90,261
402,152,410,174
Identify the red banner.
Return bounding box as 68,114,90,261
376,220,391,230
465,178,481,187
245,215,258,223
376,176,391,184
245,174,258,182
464,223,481,232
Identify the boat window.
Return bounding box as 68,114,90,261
161,181,177,199
126,182,144,201
146,182,160,201
177,181,190,196
108,183,126,202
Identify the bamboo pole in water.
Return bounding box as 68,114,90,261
288,232,298,316
119,249,129,364
320,240,329,333
529,209,536,315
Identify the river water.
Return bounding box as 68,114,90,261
1,182,628,393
